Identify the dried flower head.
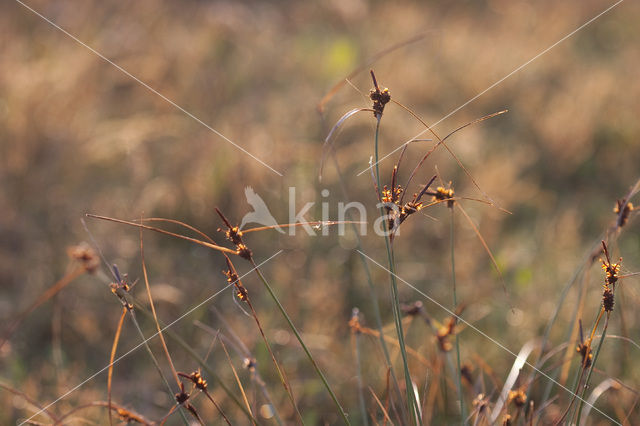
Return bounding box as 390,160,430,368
576,341,593,368
175,382,190,405
178,369,208,392
381,174,437,239
600,241,621,312
67,242,100,274
109,265,134,311
614,199,634,227
243,357,257,372
602,285,615,312
116,407,147,424
428,185,455,208
508,389,527,408
223,256,248,302
216,208,253,260
369,70,391,118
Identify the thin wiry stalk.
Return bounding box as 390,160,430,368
575,313,610,425
0,382,60,424
127,309,190,426
107,306,127,426
140,227,181,388
530,239,601,422
555,306,606,425
250,261,351,425
138,227,190,425
450,208,466,423
197,319,284,426
132,300,259,423
55,401,153,425
328,147,405,421
0,265,86,351
240,281,303,422
353,315,369,426
218,338,258,426
373,118,421,424
369,386,395,425
86,214,237,256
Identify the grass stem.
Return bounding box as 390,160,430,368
373,118,421,424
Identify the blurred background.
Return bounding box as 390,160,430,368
1,0,640,424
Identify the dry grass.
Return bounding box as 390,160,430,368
2,1,640,424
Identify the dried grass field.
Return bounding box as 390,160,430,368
2,1,640,424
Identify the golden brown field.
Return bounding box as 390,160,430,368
2,1,640,424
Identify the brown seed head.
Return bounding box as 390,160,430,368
433,186,455,208
369,70,391,118
614,199,634,227
602,285,615,312
508,389,527,408
243,357,257,372
67,243,100,274
576,342,593,368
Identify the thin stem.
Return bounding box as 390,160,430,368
107,307,127,426
575,313,610,425
354,325,370,426
328,147,405,419
127,309,190,425
374,118,421,424
132,300,258,423
450,208,465,423
245,295,303,423
250,261,351,425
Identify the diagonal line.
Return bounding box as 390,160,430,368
14,0,284,177
356,249,620,425
19,250,283,426
357,0,625,176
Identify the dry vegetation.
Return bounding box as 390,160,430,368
2,1,640,424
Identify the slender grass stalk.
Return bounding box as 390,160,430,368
0,265,86,351
218,338,259,426
449,208,465,423
244,295,303,423
127,308,190,425
200,314,284,425
574,313,610,425
250,261,351,425
126,308,190,425
373,118,421,424
107,306,127,426
132,301,259,423
329,149,406,421
353,314,370,426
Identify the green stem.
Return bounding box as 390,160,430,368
374,118,421,424
329,151,405,420
251,261,351,425
450,208,465,423
575,313,610,425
